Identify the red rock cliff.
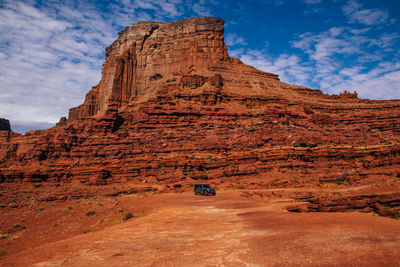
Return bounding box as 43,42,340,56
68,17,279,120
69,18,225,119
0,17,399,201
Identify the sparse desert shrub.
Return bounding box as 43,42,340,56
375,205,400,219
86,210,96,217
122,212,136,221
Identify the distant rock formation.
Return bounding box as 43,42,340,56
0,118,11,131
339,90,358,99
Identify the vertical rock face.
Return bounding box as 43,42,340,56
0,118,11,131
69,17,231,120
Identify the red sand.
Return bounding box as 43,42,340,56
1,190,399,266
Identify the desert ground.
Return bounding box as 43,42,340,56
1,184,399,267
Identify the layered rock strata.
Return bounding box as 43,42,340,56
0,17,399,211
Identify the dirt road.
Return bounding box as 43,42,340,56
2,191,400,266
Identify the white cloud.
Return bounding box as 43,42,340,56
368,33,399,50
332,67,400,99
228,48,245,58
290,26,400,99
133,0,158,10
305,0,321,4
342,0,390,25
342,0,362,15
155,0,183,17
237,50,313,86
339,66,364,77
225,33,247,47
0,1,114,126
352,9,388,25
292,27,359,62
231,21,400,101
192,3,211,16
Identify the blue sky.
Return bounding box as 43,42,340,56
1,0,399,133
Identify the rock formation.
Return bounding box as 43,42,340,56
0,17,399,213
68,17,277,120
0,118,11,131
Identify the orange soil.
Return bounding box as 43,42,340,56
1,188,399,266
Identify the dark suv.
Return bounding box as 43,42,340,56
194,184,216,196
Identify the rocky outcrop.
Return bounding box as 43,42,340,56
0,16,399,209
56,117,67,127
0,118,11,131
287,191,400,218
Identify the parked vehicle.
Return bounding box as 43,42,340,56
194,184,216,196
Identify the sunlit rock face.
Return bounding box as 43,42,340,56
68,17,280,120
0,17,399,205
69,17,232,120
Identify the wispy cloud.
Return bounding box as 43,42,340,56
0,1,114,125
232,18,400,100
305,0,321,4
290,26,400,99
237,50,313,86
342,0,391,25
225,33,247,47
191,0,212,16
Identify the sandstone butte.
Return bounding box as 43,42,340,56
0,17,400,215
